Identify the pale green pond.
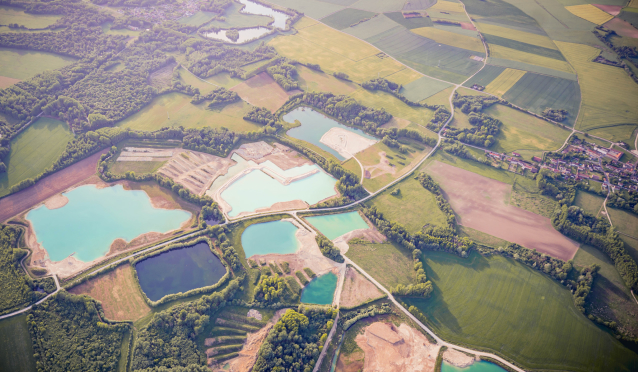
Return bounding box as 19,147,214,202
301,272,337,305
283,107,377,161
239,0,289,29
305,211,369,240
218,154,337,217
241,220,299,257
26,184,191,262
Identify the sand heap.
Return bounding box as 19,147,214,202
339,266,384,308
157,149,234,195
320,127,377,159
355,322,440,372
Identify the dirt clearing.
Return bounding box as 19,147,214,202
69,264,151,321
0,149,108,223
156,149,234,195
0,76,20,89
320,127,377,159
340,266,384,308
354,322,440,372
230,72,301,113
426,161,580,260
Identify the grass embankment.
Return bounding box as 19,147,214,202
347,240,413,289
404,251,638,372
0,117,73,197
0,314,37,372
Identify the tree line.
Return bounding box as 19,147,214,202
315,233,344,263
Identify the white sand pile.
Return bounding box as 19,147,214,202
320,127,377,159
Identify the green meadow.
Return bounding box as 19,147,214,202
0,314,36,372
0,47,76,80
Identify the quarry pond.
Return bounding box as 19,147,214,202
301,272,337,305
305,211,369,240
26,184,191,262
241,220,300,257
442,361,507,372
284,107,377,161
135,242,226,302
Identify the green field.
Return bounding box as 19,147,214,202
574,191,605,216
0,47,76,80
510,176,558,218
344,14,402,40
404,251,638,372
368,177,449,233
350,88,434,126
483,34,565,61
346,0,405,12
607,208,638,238
116,92,259,132
501,72,581,127
0,5,60,29
588,125,638,148
384,11,434,29
346,241,413,289
620,235,638,264
0,314,37,372
265,0,344,19
400,76,453,103
110,161,166,175
462,65,506,89
0,117,74,197
321,8,377,30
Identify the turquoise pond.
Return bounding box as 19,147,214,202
26,184,191,262
442,361,507,372
241,220,300,257
301,272,338,305
135,242,227,302
220,165,337,217
283,107,378,161
305,212,369,240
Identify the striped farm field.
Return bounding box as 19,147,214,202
400,75,453,102
384,68,423,85
429,0,465,13
483,34,565,61
565,4,614,25
556,41,638,131
296,22,379,61
410,27,485,53
350,88,434,125
321,8,377,30
490,44,574,74
404,251,638,372
475,22,557,50
462,64,505,88
483,68,526,97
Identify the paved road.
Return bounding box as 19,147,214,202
0,274,60,321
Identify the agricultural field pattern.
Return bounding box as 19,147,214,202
2,0,638,371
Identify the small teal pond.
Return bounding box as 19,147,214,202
239,0,289,29
442,361,507,372
284,108,378,161
27,184,191,262
241,220,299,258
221,166,337,217
305,211,369,240
135,242,227,302
301,272,338,305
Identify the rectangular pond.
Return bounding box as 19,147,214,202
305,211,369,240
135,242,227,302
241,220,300,258
301,272,337,305
283,107,378,161
26,184,191,262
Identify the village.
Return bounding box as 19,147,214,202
482,136,638,193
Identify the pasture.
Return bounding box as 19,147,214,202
425,161,580,260
399,76,452,103
345,0,404,12
296,22,379,61
483,68,526,97
404,251,638,372
422,85,456,107
179,68,243,90
0,5,60,28
475,22,558,49
296,65,359,95
230,72,297,113
510,176,558,219
110,160,166,175
462,64,505,88
489,45,574,74
321,8,377,30
556,41,638,131
384,67,423,85
588,125,637,149
0,118,73,197
410,27,484,53
368,176,449,233
0,314,37,372
69,264,151,321
0,47,76,80
346,241,414,289
350,88,434,125
574,244,638,339
116,92,259,132
574,191,605,216
607,208,638,238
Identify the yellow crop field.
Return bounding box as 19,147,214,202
484,68,526,97
476,22,557,50
350,88,434,125
269,34,404,83
565,4,614,25
297,22,379,61
411,27,484,53
490,45,574,74
630,0,638,8
556,41,638,131
293,16,317,30
385,68,423,85
422,85,456,106
430,0,465,13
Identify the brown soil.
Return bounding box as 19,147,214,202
460,22,477,31
0,75,21,89
68,264,151,321
0,149,108,223
230,72,299,113
210,309,287,371
340,266,384,308
603,18,638,38
335,351,364,372
354,322,440,372
157,149,235,196
426,161,580,261
43,193,68,209
362,151,397,179
148,62,177,89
